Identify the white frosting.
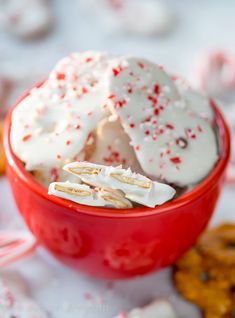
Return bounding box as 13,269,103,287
107,56,218,186
10,51,110,170
114,300,177,318
48,181,133,209
90,117,143,173
64,162,176,207
0,0,52,39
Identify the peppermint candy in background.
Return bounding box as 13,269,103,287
114,300,177,318
194,50,235,100
0,271,48,318
0,0,53,39
0,231,37,267
82,0,175,36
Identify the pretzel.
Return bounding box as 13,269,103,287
64,162,176,207
107,56,218,186
198,223,235,266
113,300,177,318
48,181,132,209
10,51,110,170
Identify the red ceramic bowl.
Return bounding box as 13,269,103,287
3,87,230,279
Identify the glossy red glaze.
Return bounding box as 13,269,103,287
3,87,230,279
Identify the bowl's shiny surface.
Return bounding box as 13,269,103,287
3,90,230,278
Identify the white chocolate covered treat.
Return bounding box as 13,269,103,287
0,272,48,318
48,181,132,209
0,0,52,39
64,162,176,207
89,117,143,173
174,77,214,121
10,51,110,171
114,300,177,318
107,56,218,186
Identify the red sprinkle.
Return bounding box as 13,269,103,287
166,123,174,130
50,168,59,182
57,155,62,160
85,57,93,63
82,87,88,94
66,140,71,145
112,66,122,77
145,130,150,135
75,124,81,129
135,145,140,151
153,84,160,95
129,123,135,128
56,73,65,80
22,134,32,142
154,108,160,116
170,157,181,164
108,94,115,99
138,62,144,69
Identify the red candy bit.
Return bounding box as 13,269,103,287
82,87,88,94
66,140,71,145
170,156,181,164
108,94,115,99
87,111,93,116
115,99,126,109
148,95,157,107
75,124,81,129
138,62,145,69
165,123,174,130
153,84,160,95
22,134,32,142
145,130,150,135
154,108,160,116
57,154,62,160
56,73,66,81
135,145,140,151
197,125,203,132
129,123,135,128
85,57,93,63
112,66,123,77
50,168,59,182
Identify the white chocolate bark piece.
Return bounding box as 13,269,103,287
0,0,52,39
174,77,214,121
114,300,177,318
10,51,110,170
107,56,218,186
48,181,133,209
0,272,48,318
64,162,176,208
90,117,143,173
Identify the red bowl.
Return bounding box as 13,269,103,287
3,88,230,279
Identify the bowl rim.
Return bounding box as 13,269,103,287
3,84,231,218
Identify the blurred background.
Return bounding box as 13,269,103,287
1,0,235,114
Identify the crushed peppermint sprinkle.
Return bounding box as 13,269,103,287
129,123,135,128
66,140,71,145
56,73,66,80
170,157,182,164
22,134,32,142
112,66,123,77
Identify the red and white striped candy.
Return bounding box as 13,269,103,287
0,231,37,267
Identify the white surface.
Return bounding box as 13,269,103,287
1,1,235,317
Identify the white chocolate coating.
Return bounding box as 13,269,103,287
10,51,110,170
107,56,218,186
89,117,143,173
64,162,176,207
0,272,48,318
114,300,177,318
174,77,214,121
48,181,132,209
